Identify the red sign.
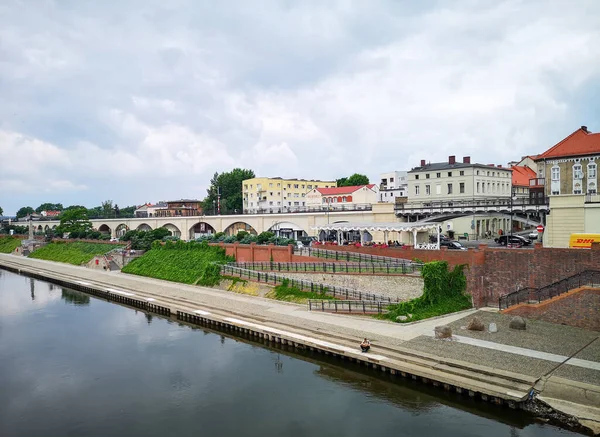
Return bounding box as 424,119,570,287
536,225,544,233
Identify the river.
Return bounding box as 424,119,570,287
0,269,582,437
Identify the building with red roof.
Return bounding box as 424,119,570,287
306,184,379,209
534,126,599,196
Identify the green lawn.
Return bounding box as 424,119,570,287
265,279,337,304
122,241,233,286
0,236,22,253
29,241,122,265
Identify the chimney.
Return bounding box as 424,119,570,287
581,126,588,133
449,155,456,165
463,156,471,164
420,159,426,167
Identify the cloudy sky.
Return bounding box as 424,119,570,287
1,0,599,215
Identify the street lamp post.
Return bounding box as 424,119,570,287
509,189,517,244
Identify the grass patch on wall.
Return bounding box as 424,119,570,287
28,241,122,265
122,240,233,286
378,261,471,323
0,236,21,253
265,279,336,304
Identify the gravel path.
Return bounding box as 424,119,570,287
280,272,423,301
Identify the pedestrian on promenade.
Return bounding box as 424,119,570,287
360,338,371,353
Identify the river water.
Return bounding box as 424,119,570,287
0,269,581,437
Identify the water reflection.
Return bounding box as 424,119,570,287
61,288,90,306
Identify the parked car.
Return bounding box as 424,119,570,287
528,231,538,240
429,234,450,243
494,235,532,246
441,241,467,250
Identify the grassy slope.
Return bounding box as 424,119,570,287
0,236,21,253
122,243,231,285
265,281,336,304
29,242,121,265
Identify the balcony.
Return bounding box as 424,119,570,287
395,197,550,214
585,193,600,203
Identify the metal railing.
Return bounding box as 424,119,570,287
395,197,550,212
244,203,373,215
230,261,422,275
300,247,416,265
308,300,390,314
220,265,400,302
499,270,600,310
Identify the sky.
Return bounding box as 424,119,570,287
1,0,599,216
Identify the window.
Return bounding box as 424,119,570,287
294,184,299,189
448,172,452,177
588,163,597,179
294,193,299,198
436,173,441,178
389,177,394,182
277,201,281,206
294,202,300,206
250,184,253,188
244,184,248,189
436,184,441,195
551,165,560,195
415,175,419,180
477,182,480,193
415,185,420,195
307,185,312,189
269,201,273,206
277,183,280,187
551,166,560,180
269,192,273,196
269,183,273,187
250,193,253,198
487,171,490,176
342,196,347,202
482,183,485,193
302,184,305,189
426,174,430,179
287,184,291,188
460,182,465,193
573,164,583,179
459,171,464,176
322,198,326,204
250,202,253,206
447,183,453,194
425,184,431,195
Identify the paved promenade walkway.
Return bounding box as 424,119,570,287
1,254,599,433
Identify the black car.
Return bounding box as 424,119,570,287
440,241,467,250
494,235,532,246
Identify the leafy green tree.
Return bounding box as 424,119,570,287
118,205,136,218
65,205,87,210
336,174,370,187
102,200,113,218
56,207,93,236
35,203,63,213
0,206,3,216
202,168,255,214
16,206,35,219
257,231,274,244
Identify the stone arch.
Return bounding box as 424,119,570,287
163,223,181,238
224,222,258,236
52,225,57,230
44,225,50,231
98,224,111,235
189,222,216,240
136,223,153,232
268,221,307,240
36,225,43,232
115,224,129,237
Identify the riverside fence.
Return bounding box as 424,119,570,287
230,261,422,275
299,247,416,265
220,265,400,302
308,299,390,314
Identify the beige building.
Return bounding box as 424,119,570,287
534,126,600,247
407,156,512,202
243,177,336,213
305,184,379,210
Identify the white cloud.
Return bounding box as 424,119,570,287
0,0,599,214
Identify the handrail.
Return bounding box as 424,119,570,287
220,265,399,302
228,261,421,275
300,247,418,266
498,270,600,310
307,300,390,314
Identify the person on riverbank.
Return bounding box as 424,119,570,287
360,338,371,353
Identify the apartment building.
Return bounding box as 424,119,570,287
535,126,600,247
407,156,512,202
243,177,336,213
379,171,408,203
155,199,203,217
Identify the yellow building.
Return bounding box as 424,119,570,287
243,177,336,213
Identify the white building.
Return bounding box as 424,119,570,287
379,171,408,203
407,156,512,202
305,185,379,210
135,202,167,218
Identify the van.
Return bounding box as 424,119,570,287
568,233,600,249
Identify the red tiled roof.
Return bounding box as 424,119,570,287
536,127,600,160
511,165,537,187
316,184,375,195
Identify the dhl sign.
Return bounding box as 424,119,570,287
569,234,600,249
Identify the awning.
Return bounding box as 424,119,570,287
312,221,440,233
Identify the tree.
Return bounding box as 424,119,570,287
16,206,34,219
0,206,3,216
102,200,113,218
336,174,370,187
202,168,255,214
56,207,92,235
35,203,63,213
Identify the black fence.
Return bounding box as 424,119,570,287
221,265,400,302
300,247,416,266
498,270,600,310
308,300,390,314
230,261,421,275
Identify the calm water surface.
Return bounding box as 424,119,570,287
0,269,581,437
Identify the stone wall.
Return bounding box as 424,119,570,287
214,243,295,262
